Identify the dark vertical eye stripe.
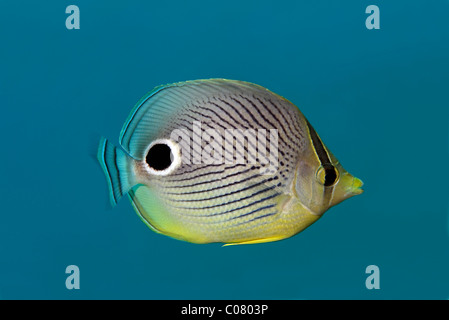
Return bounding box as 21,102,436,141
306,120,331,166
306,120,334,207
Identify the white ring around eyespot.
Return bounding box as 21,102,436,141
142,139,181,176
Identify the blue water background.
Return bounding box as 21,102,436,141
0,0,448,299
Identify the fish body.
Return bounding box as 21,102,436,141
98,79,363,245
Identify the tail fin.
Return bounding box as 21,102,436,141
97,137,136,206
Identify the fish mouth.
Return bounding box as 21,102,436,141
350,177,364,195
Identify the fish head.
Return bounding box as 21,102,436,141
294,148,363,216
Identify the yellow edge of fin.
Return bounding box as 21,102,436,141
129,185,210,244
222,235,288,247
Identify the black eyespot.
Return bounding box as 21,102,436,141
324,165,338,187
146,143,173,171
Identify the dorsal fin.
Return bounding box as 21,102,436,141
118,79,275,160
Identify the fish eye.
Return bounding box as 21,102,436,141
316,165,339,187
144,139,181,175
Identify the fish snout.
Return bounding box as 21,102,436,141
349,177,364,195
